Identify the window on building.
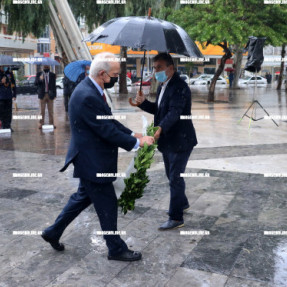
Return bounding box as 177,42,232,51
41,26,50,38
37,43,50,54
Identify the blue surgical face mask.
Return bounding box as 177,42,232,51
155,69,168,82
86,70,90,75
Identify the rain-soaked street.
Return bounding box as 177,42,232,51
1,85,287,286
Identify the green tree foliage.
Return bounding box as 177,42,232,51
68,0,125,32
168,0,287,101
118,123,159,214
0,0,50,38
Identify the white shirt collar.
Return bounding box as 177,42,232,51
89,75,103,96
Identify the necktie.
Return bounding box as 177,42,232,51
102,93,107,103
45,73,48,92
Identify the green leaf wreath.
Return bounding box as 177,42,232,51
118,123,159,214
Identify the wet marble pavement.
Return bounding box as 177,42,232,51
0,87,287,287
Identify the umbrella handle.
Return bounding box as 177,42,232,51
129,48,146,106
129,90,143,107
129,98,139,106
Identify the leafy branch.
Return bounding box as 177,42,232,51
118,123,159,214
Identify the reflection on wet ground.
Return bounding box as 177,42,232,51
1,86,286,155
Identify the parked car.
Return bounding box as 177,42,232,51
16,75,37,95
239,76,267,85
107,77,132,93
190,74,211,85
56,76,64,89
190,74,227,85
25,75,36,82
113,77,132,87
133,76,153,86
125,77,132,86
180,74,190,85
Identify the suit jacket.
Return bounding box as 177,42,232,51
139,72,197,153
34,71,57,100
60,77,137,184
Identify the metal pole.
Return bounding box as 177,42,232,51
140,50,146,92
53,0,92,61
48,0,77,62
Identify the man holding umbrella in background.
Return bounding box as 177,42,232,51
63,63,90,113
136,53,198,230
35,65,57,129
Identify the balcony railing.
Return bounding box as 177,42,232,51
0,33,37,51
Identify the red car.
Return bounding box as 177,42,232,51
133,76,153,86
25,75,36,81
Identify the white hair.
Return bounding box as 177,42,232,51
90,52,120,77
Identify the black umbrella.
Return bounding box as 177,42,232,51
84,17,202,58
84,11,203,104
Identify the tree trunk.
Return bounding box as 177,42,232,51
149,74,158,96
119,46,128,94
208,49,232,102
232,44,244,89
276,43,286,90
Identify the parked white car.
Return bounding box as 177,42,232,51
56,76,64,89
107,77,132,93
239,76,267,85
190,74,227,85
180,74,190,85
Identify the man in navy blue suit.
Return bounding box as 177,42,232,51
136,53,198,230
41,52,154,261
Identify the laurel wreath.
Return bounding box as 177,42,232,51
118,123,159,214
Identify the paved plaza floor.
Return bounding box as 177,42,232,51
1,86,287,287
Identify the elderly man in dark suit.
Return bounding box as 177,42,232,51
136,53,198,230
34,65,57,129
41,52,154,261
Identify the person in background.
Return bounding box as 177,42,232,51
0,66,16,131
127,70,132,79
267,72,272,84
131,70,137,83
35,65,57,129
228,71,234,88
63,76,75,113
63,65,90,113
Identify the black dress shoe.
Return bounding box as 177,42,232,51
158,220,184,230
41,232,65,251
108,249,142,261
166,204,190,215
